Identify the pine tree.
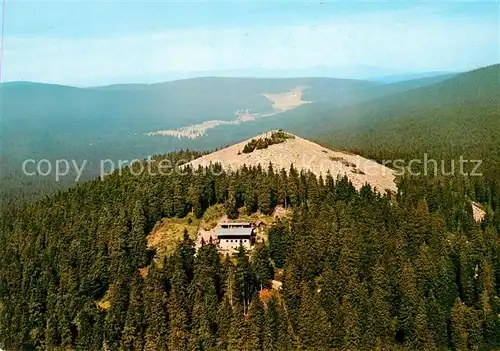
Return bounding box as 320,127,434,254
188,177,204,219
190,243,221,351
341,294,361,351
221,255,237,304
168,260,191,351
397,264,419,348
227,302,247,350
466,309,483,351
263,295,279,351
130,200,148,268
370,261,395,346
74,300,103,349
319,262,344,347
451,298,469,351
83,245,109,299
282,261,302,327
216,295,234,349
277,168,288,207
247,296,265,350
252,244,274,289
297,282,332,350
258,182,272,215
244,186,258,214
120,274,145,350
268,220,290,268
191,286,217,350
275,296,295,351
225,183,239,219
173,177,187,218
236,245,255,313
458,240,475,306
104,280,130,350
176,230,196,283
109,209,133,283
143,265,169,350
288,165,300,207
267,162,278,209
414,301,437,351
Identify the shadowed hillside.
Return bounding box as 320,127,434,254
0,77,374,200
1,67,497,203
243,65,500,163
309,64,500,160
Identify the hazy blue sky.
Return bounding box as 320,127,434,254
2,1,499,85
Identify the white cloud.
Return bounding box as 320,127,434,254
3,7,498,85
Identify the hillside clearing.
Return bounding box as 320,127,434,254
196,204,291,250
145,86,311,139
261,85,311,111
147,216,199,260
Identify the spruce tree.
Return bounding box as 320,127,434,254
297,282,332,350
191,286,217,350
247,296,265,350
258,182,272,215
104,280,130,350
451,298,469,351
143,265,169,350
168,260,191,351
130,200,148,268
236,245,255,313
216,295,233,349
225,183,239,219
263,295,279,351
120,274,145,350
252,244,274,289
227,302,247,350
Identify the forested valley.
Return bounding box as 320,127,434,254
1,148,500,350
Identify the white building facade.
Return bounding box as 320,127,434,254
216,222,255,251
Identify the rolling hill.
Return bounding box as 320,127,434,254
185,130,396,193
247,64,499,160
309,64,500,161
1,67,497,203
1,77,374,199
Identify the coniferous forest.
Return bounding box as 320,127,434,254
1,148,500,351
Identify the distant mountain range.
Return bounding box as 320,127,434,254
1,64,498,202
6,67,456,87
369,71,456,83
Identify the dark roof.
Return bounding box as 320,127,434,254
220,222,252,227
216,227,253,237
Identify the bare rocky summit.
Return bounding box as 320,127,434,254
186,131,397,193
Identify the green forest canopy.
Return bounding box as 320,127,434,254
1,149,500,350
1,65,500,350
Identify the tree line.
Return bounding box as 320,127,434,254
1,150,499,350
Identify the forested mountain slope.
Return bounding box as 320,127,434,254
2,77,373,141
307,64,500,155
1,73,460,203
246,65,500,209
316,65,500,205
0,77,373,202
1,146,499,350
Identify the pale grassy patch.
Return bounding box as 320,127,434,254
147,215,199,261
